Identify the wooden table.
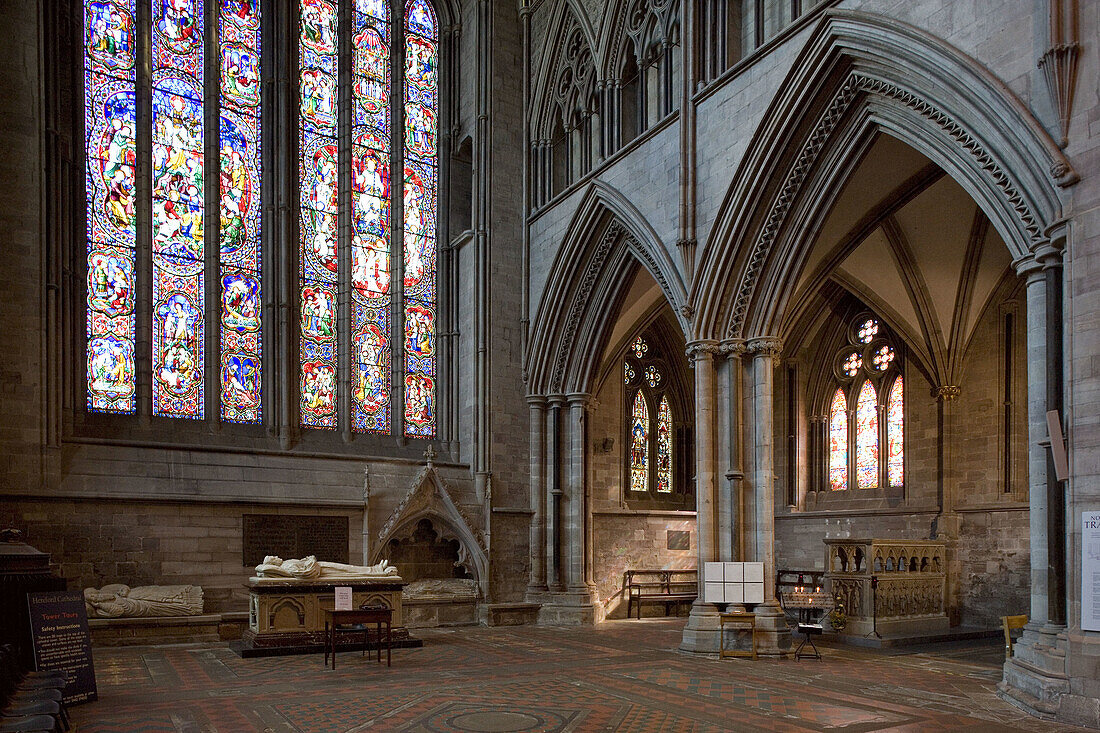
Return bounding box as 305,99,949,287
323,607,392,670
719,611,757,660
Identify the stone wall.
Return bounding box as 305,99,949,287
956,508,1030,629
0,498,364,614
593,514,696,618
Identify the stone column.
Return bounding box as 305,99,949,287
1001,247,1069,706
565,393,591,596
1022,259,1050,629
526,396,548,596
720,340,746,561
680,340,722,653
548,396,564,591
747,337,791,657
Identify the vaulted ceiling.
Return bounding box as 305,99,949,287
787,133,1016,383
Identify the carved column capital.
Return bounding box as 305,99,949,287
934,385,962,402
719,339,747,358
747,337,784,366
685,340,721,361
565,392,591,409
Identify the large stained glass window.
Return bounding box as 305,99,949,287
352,0,393,434
402,0,439,437
299,0,339,429
85,0,138,413
629,391,649,493
84,0,263,422
83,1,443,438
828,388,848,491
656,397,672,493
854,381,878,488
151,0,205,419
296,0,439,436
219,0,263,423
887,376,904,487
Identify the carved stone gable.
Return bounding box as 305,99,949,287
373,466,489,597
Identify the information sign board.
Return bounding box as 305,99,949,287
26,590,97,704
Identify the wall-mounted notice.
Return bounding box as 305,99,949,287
1083,511,1100,632
335,586,353,611
27,591,97,704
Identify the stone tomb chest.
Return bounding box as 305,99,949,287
823,538,948,637
242,576,418,656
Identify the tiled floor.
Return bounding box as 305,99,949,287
72,619,1089,732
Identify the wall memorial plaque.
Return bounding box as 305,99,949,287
1083,510,1100,632
242,514,350,567
667,530,690,551
27,590,97,704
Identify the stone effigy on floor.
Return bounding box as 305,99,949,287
84,584,204,618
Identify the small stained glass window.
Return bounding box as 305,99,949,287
623,362,635,384
631,336,648,359
629,391,649,493
645,365,661,388
857,318,879,343
656,397,672,493
887,376,904,486
855,380,878,488
871,345,894,371
842,352,862,377
828,388,848,491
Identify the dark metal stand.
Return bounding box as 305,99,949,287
866,575,882,639
794,608,822,660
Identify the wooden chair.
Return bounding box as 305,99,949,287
1002,614,1028,660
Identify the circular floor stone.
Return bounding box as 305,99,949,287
446,710,544,732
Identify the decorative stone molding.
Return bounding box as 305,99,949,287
625,233,682,315
374,465,488,594
747,337,783,357
720,339,747,358
1039,0,1081,148
550,222,623,393
726,72,1052,340
685,340,721,360
934,385,961,402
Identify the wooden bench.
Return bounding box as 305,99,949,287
623,570,697,619
1002,614,1027,660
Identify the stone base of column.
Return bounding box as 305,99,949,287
536,590,600,625
524,586,550,604
679,601,722,654
752,602,792,658
998,626,1085,724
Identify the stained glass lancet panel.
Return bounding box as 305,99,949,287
855,380,879,488
219,0,262,423
352,0,392,433
630,392,649,492
828,388,847,490
85,0,138,413
887,376,904,487
656,397,672,493
299,0,339,428
151,0,205,418
402,0,438,437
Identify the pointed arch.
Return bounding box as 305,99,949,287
691,9,1075,343
525,181,688,396
529,0,598,140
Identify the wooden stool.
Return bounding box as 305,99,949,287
719,611,757,660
